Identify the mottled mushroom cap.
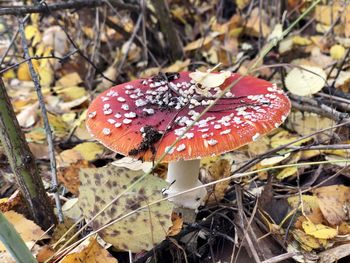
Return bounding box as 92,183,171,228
86,72,291,162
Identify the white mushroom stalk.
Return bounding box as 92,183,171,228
164,159,207,209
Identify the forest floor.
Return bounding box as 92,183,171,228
1,1,350,262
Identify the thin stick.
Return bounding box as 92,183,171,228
19,18,63,222
0,0,139,16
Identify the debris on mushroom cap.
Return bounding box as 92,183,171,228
86,71,291,162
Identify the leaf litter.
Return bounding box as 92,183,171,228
2,0,350,262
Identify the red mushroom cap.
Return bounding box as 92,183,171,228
86,72,291,162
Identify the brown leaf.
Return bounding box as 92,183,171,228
313,185,350,225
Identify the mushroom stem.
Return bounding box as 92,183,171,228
165,159,207,209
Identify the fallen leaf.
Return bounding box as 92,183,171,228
313,185,350,225
56,72,82,87
61,237,117,263
189,70,231,88
61,198,82,221
112,157,152,173
72,142,104,161
292,36,312,46
330,44,346,60
0,211,48,252
78,165,173,252
244,8,270,37
302,221,337,239
292,229,327,252
285,65,326,96
16,102,39,128
276,166,298,180
205,158,231,203
58,160,93,195
167,212,183,236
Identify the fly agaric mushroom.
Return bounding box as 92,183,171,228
86,71,291,209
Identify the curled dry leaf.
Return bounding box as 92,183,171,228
189,70,231,88
285,65,326,96
313,185,350,225
16,101,39,128
292,229,328,252
78,165,173,252
302,221,337,239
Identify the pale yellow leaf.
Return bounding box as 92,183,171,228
189,70,230,88
285,65,326,96
73,142,104,161
0,211,47,252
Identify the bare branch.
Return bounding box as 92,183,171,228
0,0,139,16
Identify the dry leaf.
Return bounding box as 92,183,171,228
302,221,337,239
313,185,350,225
72,142,104,161
276,166,298,180
58,160,93,195
167,212,183,236
79,165,173,252
285,65,326,96
56,72,82,87
0,211,48,252
189,70,231,88
292,229,327,252
16,102,39,128
330,44,346,60
61,237,117,263
205,158,231,203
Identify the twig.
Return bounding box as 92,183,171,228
261,252,297,263
287,144,350,151
0,50,78,75
0,0,139,16
19,18,63,223
117,14,143,74
0,28,19,68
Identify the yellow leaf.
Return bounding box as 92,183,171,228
288,195,319,214
24,25,41,46
79,165,173,252
285,65,326,96
47,113,68,137
276,166,298,180
57,72,82,87
17,60,40,81
245,8,270,37
184,33,219,51
0,211,47,252
2,69,15,79
62,112,77,124
260,153,290,167
61,237,117,263
292,229,327,251
73,142,104,161
302,221,337,239
330,44,346,60
189,70,231,88
292,36,312,46
236,0,250,9
55,86,87,101
163,59,190,72
38,65,53,87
